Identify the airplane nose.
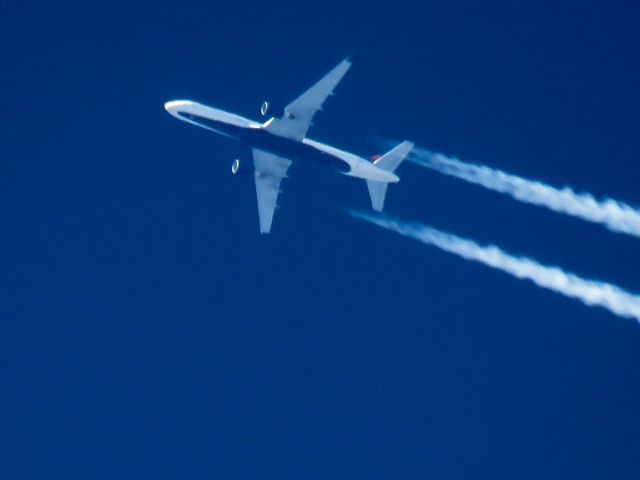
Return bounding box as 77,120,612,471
164,100,179,112
164,100,192,114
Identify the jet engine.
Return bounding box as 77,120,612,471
260,100,285,118
231,158,253,178
231,159,241,175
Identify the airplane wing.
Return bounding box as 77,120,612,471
252,148,292,234
265,58,352,141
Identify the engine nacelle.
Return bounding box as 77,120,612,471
231,158,250,176
260,100,285,118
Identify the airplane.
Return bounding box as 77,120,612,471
164,58,413,233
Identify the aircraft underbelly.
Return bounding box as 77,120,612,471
175,111,244,138
241,129,347,171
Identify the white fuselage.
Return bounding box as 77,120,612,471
164,100,399,183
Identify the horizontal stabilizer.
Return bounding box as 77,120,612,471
366,141,413,212
367,181,389,212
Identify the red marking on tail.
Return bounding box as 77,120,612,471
370,154,382,162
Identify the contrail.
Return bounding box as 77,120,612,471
410,149,640,238
349,210,640,323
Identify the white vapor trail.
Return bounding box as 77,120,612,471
410,149,640,238
349,210,640,323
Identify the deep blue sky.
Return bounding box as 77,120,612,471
3,1,640,478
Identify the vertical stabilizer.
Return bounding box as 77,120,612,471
366,141,414,212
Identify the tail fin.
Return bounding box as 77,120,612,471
366,141,414,211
